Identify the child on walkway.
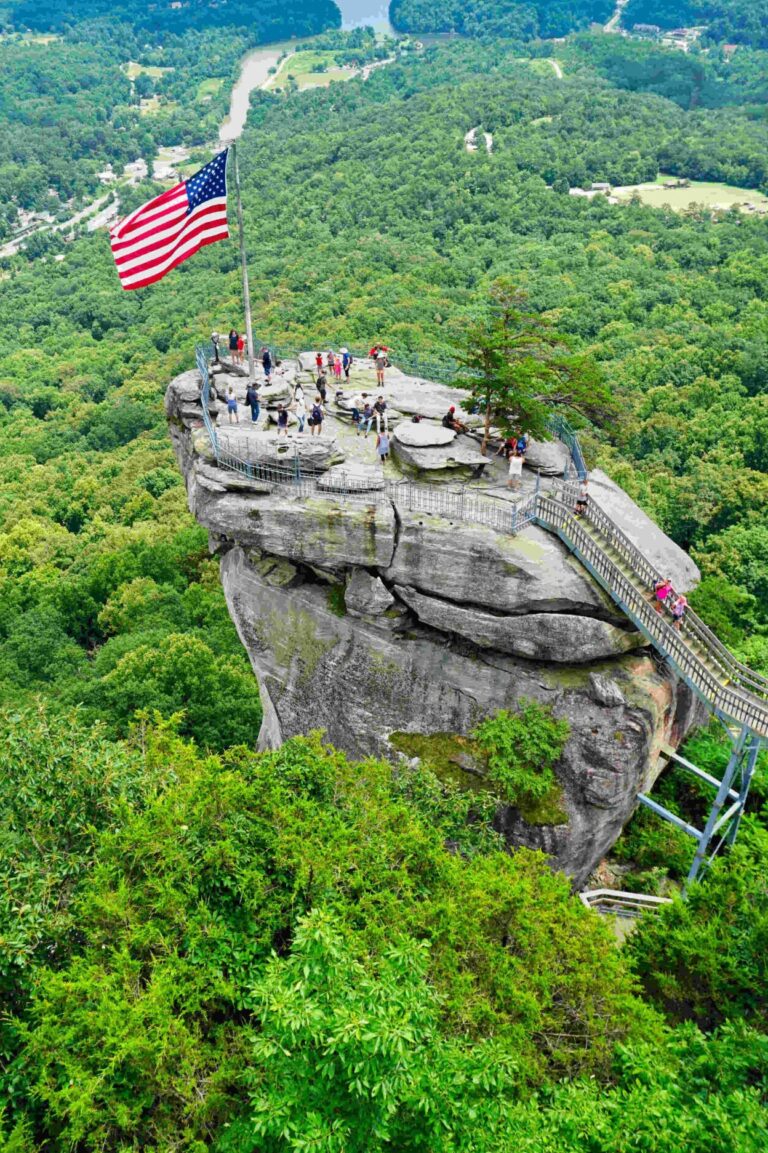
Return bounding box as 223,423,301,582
671,594,688,630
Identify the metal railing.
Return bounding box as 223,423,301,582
193,345,768,739
579,889,673,918
536,492,768,738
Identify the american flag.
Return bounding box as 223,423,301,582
110,150,230,290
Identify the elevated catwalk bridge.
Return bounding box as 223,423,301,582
195,344,767,888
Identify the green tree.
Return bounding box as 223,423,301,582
455,281,612,453
473,700,570,805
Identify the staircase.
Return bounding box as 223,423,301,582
534,488,768,741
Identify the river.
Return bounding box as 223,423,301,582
219,2,395,141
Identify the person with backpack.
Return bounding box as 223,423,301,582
374,395,388,434
309,396,324,437
374,346,388,387
245,382,260,424
341,348,352,380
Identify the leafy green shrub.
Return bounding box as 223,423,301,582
473,701,570,807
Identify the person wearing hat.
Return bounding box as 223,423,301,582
442,406,467,433
341,348,352,380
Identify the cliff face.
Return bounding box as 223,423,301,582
166,363,704,886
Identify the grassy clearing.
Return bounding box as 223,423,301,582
265,50,354,92
196,76,225,101
124,60,173,80
614,172,768,213
20,33,62,44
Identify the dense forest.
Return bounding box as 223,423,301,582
622,0,768,50
390,0,613,38
0,12,767,1151
5,0,340,37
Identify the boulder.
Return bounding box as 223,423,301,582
393,421,456,448
524,437,570,477
396,585,643,661
384,510,623,620
345,570,396,616
216,431,344,471
393,438,488,473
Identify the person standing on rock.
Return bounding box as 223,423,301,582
245,382,260,425
261,346,273,383
374,346,388,387
333,354,342,381
315,351,323,375
374,395,388,434
316,371,328,406
211,331,220,364
309,396,324,437
507,451,523,490
376,430,390,463
229,329,239,364
237,332,245,364
516,431,528,456
294,390,306,434
226,386,239,424
341,348,352,380
276,403,289,437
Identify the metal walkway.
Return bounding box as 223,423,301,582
193,345,766,883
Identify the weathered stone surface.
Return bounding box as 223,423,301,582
393,421,455,448
317,464,386,492
589,469,700,593
345,570,395,616
396,585,642,661
384,511,623,620
217,431,344,471
299,351,321,372
187,480,397,572
219,547,705,885
589,673,626,708
524,437,570,477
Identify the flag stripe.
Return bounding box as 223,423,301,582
113,200,227,266
118,224,230,289
116,210,228,280
109,149,230,290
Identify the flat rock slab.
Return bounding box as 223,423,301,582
394,421,456,448
316,464,386,492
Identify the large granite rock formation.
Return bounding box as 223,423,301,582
166,366,704,886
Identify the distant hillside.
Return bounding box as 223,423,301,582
622,0,768,49
389,0,613,39
8,0,341,38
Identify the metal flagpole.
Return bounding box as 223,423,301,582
229,141,256,382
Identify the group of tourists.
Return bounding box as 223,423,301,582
211,330,273,380
314,348,355,382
